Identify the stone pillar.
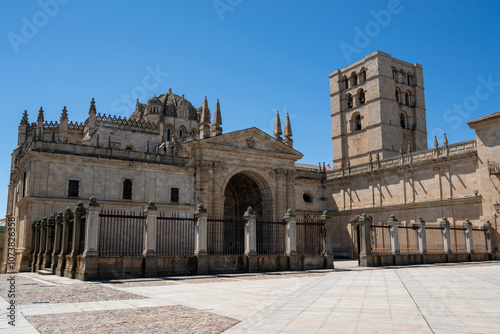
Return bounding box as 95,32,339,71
78,197,100,280
56,207,72,276
483,221,493,258
284,209,299,270
37,217,47,271
462,219,473,259
358,213,373,267
65,202,85,279
143,201,158,278
387,215,400,265
194,203,208,274
244,206,258,272
31,221,40,272
413,216,427,264
42,215,55,269
320,210,335,269
50,212,63,273
440,218,452,261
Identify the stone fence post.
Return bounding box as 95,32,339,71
50,212,63,274
462,219,473,257
413,217,427,255
37,217,47,272
244,206,257,272
194,203,208,274
440,218,452,255
320,210,334,269
56,207,72,276
65,202,85,279
284,209,298,270
31,221,40,272
143,201,158,278
387,215,400,255
483,221,492,258
78,197,101,280
358,213,373,267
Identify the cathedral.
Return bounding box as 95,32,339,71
3,51,500,274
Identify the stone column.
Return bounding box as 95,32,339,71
462,219,473,259
50,212,63,273
244,206,258,272
56,207,72,276
440,218,452,261
42,215,55,269
31,221,40,272
143,201,158,278
284,209,298,270
387,215,400,265
413,217,427,264
357,213,373,267
65,202,85,279
194,203,208,274
78,197,100,280
320,210,335,269
483,221,493,258
37,217,47,271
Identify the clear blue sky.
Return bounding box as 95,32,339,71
1,1,500,218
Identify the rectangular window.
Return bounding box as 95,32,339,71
68,180,79,197
22,171,27,198
171,188,179,203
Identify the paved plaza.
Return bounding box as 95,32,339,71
0,261,500,333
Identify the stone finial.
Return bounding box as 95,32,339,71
89,98,96,115
146,200,157,210
168,88,172,94
399,144,404,155
89,196,99,206
407,141,412,154
416,216,425,223
56,211,63,223
274,111,283,142
440,217,450,228
211,99,223,137
60,106,68,121
443,133,448,145
434,135,438,148
284,113,293,147
194,203,207,216
21,110,29,125
244,206,255,218
200,96,211,124
387,215,398,223
37,107,44,123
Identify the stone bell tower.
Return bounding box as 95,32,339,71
329,51,427,168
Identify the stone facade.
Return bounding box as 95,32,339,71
3,51,500,273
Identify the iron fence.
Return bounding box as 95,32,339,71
99,209,145,257
296,218,323,255
256,218,287,256
398,225,418,254
370,224,390,254
425,226,443,254
156,213,196,256
451,227,467,253
207,215,245,256
472,228,488,253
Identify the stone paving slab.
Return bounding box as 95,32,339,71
0,261,499,333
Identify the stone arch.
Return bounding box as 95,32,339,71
221,168,273,218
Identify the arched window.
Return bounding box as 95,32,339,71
166,128,172,142
352,113,362,131
392,68,397,79
360,68,367,83
395,89,400,103
405,92,410,106
179,126,187,138
343,76,349,90
352,73,358,86
398,71,404,83
400,113,407,129
358,90,365,104
347,94,353,109
123,179,132,200
407,73,411,85
179,129,183,138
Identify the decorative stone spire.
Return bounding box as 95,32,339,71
284,113,293,147
399,144,404,155
434,136,438,148
21,110,29,125
37,107,44,124
443,133,448,145
211,99,223,137
274,111,283,142
60,106,68,122
199,96,211,139
89,98,96,115
88,98,97,133
407,141,412,154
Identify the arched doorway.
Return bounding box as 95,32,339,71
223,172,271,218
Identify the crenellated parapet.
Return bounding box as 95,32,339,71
96,113,157,130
